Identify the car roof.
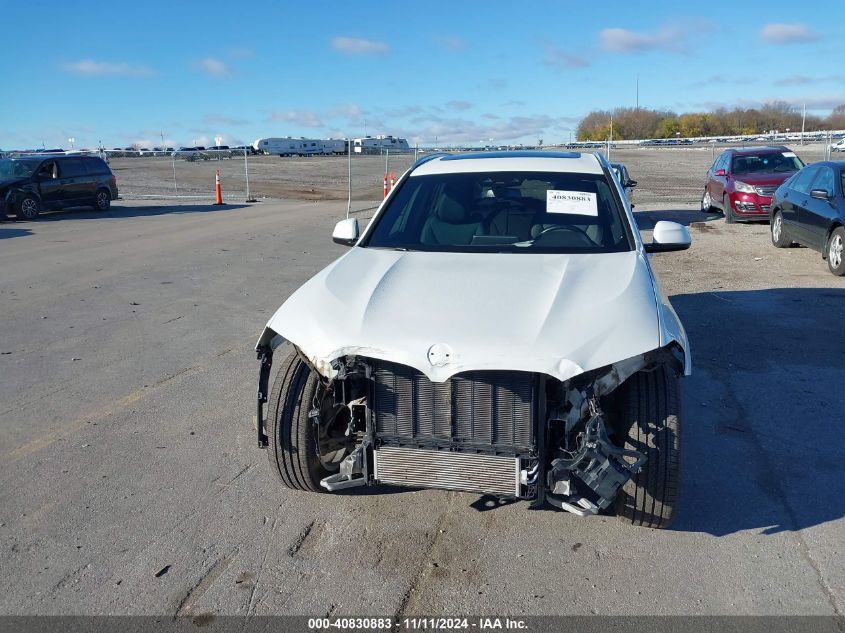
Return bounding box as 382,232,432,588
728,146,790,155
410,150,603,176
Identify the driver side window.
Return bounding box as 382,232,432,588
39,161,56,179
812,167,834,196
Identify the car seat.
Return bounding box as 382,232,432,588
420,183,486,245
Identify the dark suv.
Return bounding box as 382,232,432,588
0,154,118,220
701,146,804,223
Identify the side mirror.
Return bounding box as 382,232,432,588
810,189,831,201
644,220,692,253
715,169,726,177
332,218,359,246
626,179,638,188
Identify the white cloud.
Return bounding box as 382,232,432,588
543,46,590,70
696,95,845,112
774,74,845,86
599,22,706,53
760,23,819,44
446,100,472,111
195,57,231,78
331,36,389,56
392,114,578,144
269,110,324,128
328,103,368,119
62,60,154,77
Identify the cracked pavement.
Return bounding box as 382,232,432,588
0,195,843,617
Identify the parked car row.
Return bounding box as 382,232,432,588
699,145,845,275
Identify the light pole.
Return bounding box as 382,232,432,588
68,137,75,149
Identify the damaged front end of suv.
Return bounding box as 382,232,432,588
254,151,691,528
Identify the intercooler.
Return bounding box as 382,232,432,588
369,360,537,495
373,446,520,497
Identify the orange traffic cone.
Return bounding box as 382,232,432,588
383,172,388,199
214,169,224,205
389,171,395,191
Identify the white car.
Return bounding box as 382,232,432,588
831,139,845,153
255,151,692,528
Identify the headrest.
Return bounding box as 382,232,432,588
435,190,472,223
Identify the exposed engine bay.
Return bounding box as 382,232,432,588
256,344,683,516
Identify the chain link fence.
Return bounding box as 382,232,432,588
109,143,832,210
111,150,418,211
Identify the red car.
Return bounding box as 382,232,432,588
701,146,805,223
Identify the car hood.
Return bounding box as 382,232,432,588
263,247,664,382
732,172,795,185
0,177,26,190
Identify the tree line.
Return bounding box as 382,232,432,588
576,103,845,141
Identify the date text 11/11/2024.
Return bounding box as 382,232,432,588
307,617,528,630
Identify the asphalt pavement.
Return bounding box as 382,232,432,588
0,199,843,617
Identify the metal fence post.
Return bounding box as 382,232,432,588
346,140,352,219
244,146,256,202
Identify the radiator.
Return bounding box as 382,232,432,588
373,446,520,497
372,361,536,454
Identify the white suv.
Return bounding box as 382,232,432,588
255,151,692,528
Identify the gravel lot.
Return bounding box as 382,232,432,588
1,149,843,620
110,143,830,206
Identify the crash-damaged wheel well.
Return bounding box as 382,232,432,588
257,336,682,502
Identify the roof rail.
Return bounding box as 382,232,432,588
410,152,450,170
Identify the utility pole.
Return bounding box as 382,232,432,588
636,74,639,110
801,103,806,145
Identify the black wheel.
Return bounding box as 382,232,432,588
614,365,681,529
17,194,40,220
700,188,713,213
94,188,111,211
723,195,735,224
266,343,351,491
827,226,845,276
771,210,792,248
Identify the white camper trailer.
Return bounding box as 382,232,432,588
253,138,306,156
322,139,348,155
352,135,410,154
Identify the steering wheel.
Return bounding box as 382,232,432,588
535,224,600,247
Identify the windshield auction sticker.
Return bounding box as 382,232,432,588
547,190,598,216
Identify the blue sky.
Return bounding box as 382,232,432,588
1,0,842,149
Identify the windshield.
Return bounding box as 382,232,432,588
363,170,632,253
0,159,38,178
731,152,804,175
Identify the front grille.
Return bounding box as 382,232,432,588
754,185,777,197
374,446,520,496
372,360,536,455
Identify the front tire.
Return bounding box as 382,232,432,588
828,227,845,276
17,194,40,220
723,195,735,224
94,188,111,211
771,211,792,248
266,343,331,492
701,189,712,213
614,366,681,529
